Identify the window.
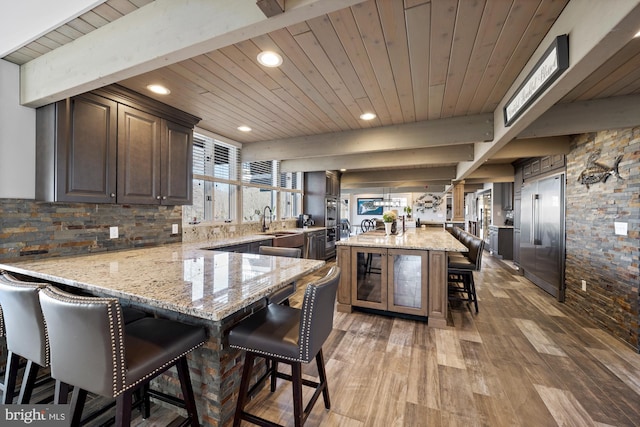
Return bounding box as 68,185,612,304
184,134,240,224
241,160,303,221
184,133,303,225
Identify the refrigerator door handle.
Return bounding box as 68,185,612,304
533,194,541,245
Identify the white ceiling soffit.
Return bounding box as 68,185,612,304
0,0,105,57
20,0,368,107
243,113,493,162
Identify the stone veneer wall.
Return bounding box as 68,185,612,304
565,127,639,350
182,218,299,243
0,198,182,261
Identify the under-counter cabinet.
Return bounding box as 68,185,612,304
36,85,200,205
351,247,427,317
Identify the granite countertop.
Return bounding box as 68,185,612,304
200,227,327,249
337,228,468,252
0,242,325,322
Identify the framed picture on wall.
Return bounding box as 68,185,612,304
357,198,383,215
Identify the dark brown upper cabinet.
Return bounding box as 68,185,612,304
36,85,200,205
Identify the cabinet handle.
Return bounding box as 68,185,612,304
162,196,167,200
110,193,115,198
156,196,161,200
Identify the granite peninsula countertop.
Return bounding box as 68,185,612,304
0,241,325,322
191,226,327,249
337,228,468,252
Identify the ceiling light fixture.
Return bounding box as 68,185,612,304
635,30,640,38
257,51,283,67
359,112,376,121
237,125,252,132
146,84,170,95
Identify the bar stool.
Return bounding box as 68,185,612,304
448,236,485,313
229,266,340,427
257,246,303,392
38,286,207,427
0,271,149,405
0,273,48,404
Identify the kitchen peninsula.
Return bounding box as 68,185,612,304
0,241,325,426
336,227,467,327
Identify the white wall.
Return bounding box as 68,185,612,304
0,60,36,199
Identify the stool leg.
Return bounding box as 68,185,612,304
142,382,151,419
270,359,278,392
69,387,87,427
316,349,331,409
234,352,255,427
115,389,133,427
18,360,40,403
176,357,200,427
291,362,303,427
2,351,20,404
470,274,479,313
54,381,70,404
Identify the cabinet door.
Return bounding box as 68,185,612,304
162,120,193,205
387,249,427,316
351,247,387,310
117,105,162,204
57,94,117,203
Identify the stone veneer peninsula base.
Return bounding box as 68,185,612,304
336,228,468,328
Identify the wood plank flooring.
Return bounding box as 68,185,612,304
67,252,640,426
239,254,640,427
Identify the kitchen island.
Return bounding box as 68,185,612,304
336,227,467,327
0,242,325,426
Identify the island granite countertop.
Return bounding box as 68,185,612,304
0,241,325,322
337,227,468,252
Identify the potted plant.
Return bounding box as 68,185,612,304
382,210,397,235
403,206,412,218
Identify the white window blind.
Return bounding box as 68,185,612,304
193,134,239,181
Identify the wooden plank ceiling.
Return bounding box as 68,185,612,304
5,0,640,192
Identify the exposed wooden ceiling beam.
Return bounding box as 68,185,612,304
20,0,367,107
493,136,571,159
455,0,640,182
467,164,515,180
519,94,640,138
257,0,285,17
243,113,493,162
341,167,456,185
280,145,473,172
341,185,447,194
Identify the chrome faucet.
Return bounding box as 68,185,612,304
262,206,272,232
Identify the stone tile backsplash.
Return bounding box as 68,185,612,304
0,199,182,261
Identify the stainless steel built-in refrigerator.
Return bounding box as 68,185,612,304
520,173,565,301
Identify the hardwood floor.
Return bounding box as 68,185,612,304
242,254,640,427
49,252,640,426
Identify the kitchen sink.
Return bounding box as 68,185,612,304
262,231,304,248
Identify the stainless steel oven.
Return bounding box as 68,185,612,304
325,198,338,258
325,225,337,258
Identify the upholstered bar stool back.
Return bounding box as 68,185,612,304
229,266,340,427
0,272,49,404
39,286,207,427
258,246,301,305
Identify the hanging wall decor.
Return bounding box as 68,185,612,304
577,149,623,189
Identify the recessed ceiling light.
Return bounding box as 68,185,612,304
146,84,170,95
237,125,252,132
360,112,376,121
340,168,346,172
257,51,283,67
